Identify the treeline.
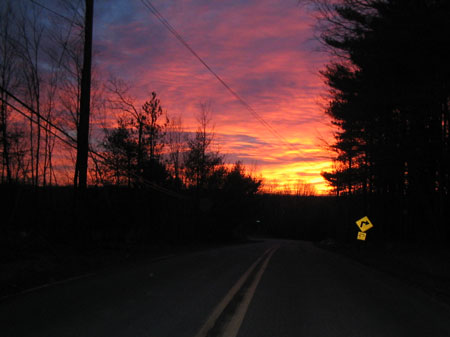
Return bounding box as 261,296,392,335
309,0,450,241
1,103,263,249
1,182,260,252
0,1,261,195
0,1,267,252
96,81,263,195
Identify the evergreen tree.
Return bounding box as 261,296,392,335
314,0,450,239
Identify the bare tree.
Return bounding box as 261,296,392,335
16,2,45,185
41,64,59,186
0,0,19,183
184,102,222,190
106,77,145,174
294,179,316,196
166,114,185,184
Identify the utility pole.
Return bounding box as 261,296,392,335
75,0,94,189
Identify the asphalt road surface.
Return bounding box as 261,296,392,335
2,239,450,337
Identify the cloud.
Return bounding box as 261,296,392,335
93,0,334,193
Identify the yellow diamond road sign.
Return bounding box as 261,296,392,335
356,216,373,232
357,232,367,241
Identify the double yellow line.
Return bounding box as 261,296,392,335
195,246,279,337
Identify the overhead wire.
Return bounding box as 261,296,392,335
28,0,298,154
140,0,300,152
55,0,83,71
12,0,296,195
28,0,74,23
1,86,186,199
27,0,82,71
0,86,77,144
0,96,77,150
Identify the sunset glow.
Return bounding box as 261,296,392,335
94,0,334,193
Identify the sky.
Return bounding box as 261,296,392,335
92,0,334,193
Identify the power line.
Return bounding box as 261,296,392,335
28,0,74,23
0,86,77,144
55,0,83,70
26,0,82,70
0,97,77,150
140,0,300,152
28,0,81,78
1,86,186,199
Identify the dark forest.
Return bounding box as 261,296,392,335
1,0,449,301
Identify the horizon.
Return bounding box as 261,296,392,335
93,0,334,194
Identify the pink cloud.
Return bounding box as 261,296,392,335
93,0,334,193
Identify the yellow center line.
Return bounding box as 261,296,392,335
194,246,278,337
220,246,278,337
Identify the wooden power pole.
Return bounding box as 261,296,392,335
75,0,94,189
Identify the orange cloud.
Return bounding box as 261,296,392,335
94,0,334,193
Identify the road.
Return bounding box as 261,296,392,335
2,239,450,337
